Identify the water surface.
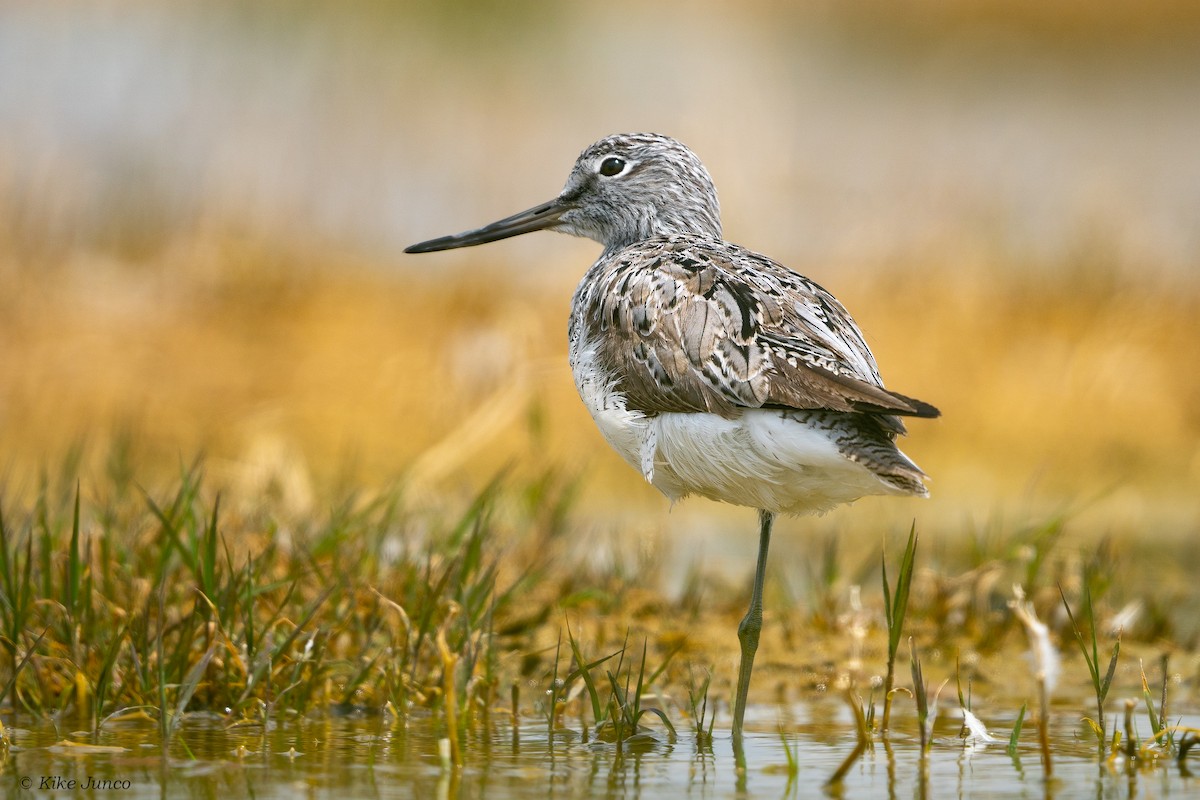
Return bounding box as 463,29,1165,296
4,702,1195,798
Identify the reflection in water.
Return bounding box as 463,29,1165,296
2,707,1196,798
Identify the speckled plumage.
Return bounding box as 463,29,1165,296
408,133,937,514
567,231,935,512
407,132,939,746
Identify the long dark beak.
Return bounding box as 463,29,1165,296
405,196,570,253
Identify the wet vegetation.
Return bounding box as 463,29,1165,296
0,451,1197,795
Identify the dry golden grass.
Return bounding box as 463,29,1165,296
1,234,1197,536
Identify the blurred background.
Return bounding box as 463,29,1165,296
1,1,1197,559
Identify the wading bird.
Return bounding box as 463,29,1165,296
406,133,938,752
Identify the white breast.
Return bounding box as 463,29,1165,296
569,333,904,516
569,335,652,476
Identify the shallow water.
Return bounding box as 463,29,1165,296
3,702,1196,799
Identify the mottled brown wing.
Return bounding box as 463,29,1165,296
579,236,938,421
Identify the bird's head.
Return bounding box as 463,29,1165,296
406,133,722,256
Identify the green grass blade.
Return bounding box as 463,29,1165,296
635,706,677,737
167,643,218,739
66,483,82,621
1141,663,1164,738
889,525,918,660
1100,638,1120,704
0,627,48,703
201,494,220,601
93,621,131,731
881,546,893,630
1058,585,1100,685
1008,702,1027,756
565,622,612,725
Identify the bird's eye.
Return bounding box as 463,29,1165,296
598,157,626,177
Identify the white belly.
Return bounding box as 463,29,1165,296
569,340,904,516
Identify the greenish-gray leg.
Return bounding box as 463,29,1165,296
733,509,773,754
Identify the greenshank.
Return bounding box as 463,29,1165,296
406,132,939,751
